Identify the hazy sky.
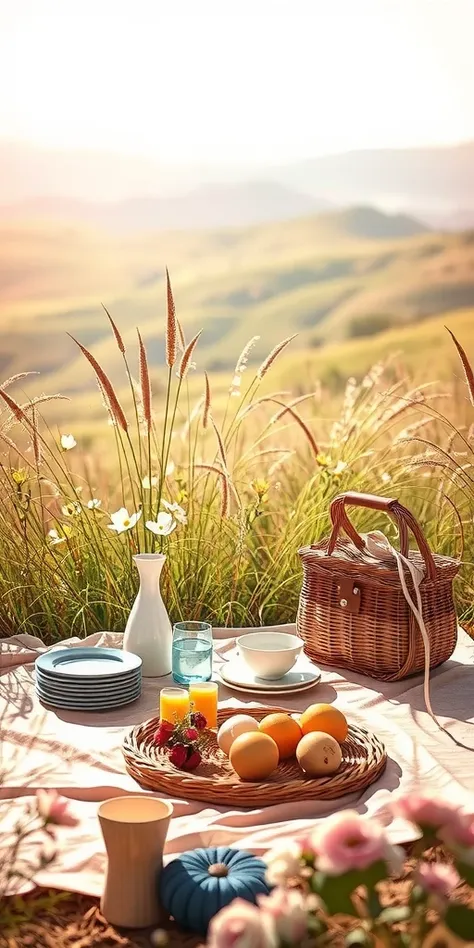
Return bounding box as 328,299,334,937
1,0,474,165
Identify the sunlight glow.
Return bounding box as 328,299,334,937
1,0,474,163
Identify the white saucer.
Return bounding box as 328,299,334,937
219,658,321,695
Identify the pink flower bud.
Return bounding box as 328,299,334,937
258,888,308,943
417,862,460,902
207,898,276,948
391,794,462,833
36,790,78,827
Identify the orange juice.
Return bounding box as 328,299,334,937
159,687,189,724
189,681,218,729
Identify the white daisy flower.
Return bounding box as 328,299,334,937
162,500,187,525
87,498,101,509
145,512,177,536
48,529,66,545
60,434,77,451
331,460,348,476
108,508,142,533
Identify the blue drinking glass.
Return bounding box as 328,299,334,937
172,621,213,684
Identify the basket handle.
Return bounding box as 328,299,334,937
327,492,437,580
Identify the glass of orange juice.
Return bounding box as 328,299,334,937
159,687,189,724
189,681,218,729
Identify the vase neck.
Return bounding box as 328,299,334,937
134,554,166,585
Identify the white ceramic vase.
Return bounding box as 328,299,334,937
123,553,172,677
98,795,173,928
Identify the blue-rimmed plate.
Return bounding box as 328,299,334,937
35,675,141,699
35,647,142,679
35,683,141,710
35,667,141,694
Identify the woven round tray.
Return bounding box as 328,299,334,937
122,706,387,807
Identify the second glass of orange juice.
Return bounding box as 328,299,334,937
189,681,218,729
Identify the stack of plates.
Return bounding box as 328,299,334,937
219,655,321,696
35,647,142,711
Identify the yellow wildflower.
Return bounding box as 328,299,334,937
12,469,28,486
251,478,270,503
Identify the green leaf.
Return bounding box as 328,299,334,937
377,905,412,926
367,889,382,919
312,870,360,917
409,883,427,907
455,858,474,889
362,860,389,890
345,929,372,947
445,903,474,939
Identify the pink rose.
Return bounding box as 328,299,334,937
439,812,474,854
36,790,78,827
311,810,403,876
390,794,461,832
417,862,459,903
207,898,276,948
258,888,308,943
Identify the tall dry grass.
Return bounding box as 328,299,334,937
0,282,472,643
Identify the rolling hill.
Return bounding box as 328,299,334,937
0,204,473,429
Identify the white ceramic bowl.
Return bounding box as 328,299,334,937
236,632,303,680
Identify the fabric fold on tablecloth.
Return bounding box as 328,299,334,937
1,625,474,898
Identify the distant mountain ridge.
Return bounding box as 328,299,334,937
0,201,429,244
1,139,474,229
274,142,474,212
0,181,331,231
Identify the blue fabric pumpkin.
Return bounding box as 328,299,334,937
159,846,271,934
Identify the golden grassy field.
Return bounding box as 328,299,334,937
0,208,473,640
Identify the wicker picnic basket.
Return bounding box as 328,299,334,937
297,491,459,681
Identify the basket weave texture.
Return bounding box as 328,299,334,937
122,706,387,807
297,491,459,681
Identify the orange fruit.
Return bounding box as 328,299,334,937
299,704,348,744
258,712,302,759
229,732,279,780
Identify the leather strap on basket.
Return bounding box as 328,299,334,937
327,492,437,581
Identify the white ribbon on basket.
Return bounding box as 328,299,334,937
361,530,434,721
361,531,474,750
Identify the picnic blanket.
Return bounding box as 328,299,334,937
1,625,474,898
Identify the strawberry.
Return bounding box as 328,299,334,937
184,727,199,742
190,711,207,731
169,743,187,768
154,722,174,747
183,749,202,771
